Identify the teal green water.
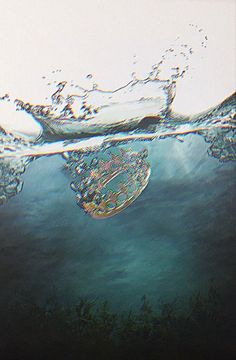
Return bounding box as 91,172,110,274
0,133,235,311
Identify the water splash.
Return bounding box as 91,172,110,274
0,91,234,215
12,27,207,138
0,30,235,216
14,77,174,140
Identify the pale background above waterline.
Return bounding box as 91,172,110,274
0,0,235,115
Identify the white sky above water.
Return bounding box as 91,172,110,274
0,0,235,136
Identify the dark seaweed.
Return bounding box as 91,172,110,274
0,286,235,360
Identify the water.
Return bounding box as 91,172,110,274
0,78,235,211
0,39,235,312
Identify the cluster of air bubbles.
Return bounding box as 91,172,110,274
0,159,25,205
0,126,32,205
65,151,92,206
0,130,30,204
197,98,236,162
64,147,150,217
207,128,236,162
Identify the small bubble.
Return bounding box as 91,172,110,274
76,193,82,202
70,182,78,192
90,157,98,166
86,74,93,79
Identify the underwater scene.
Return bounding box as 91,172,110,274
0,4,236,359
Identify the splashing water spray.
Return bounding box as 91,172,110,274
0,26,235,217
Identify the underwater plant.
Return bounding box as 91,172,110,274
0,286,235,360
